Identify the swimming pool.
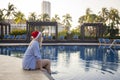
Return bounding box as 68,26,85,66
0,45,120,80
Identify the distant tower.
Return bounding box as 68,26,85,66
41,1,51,18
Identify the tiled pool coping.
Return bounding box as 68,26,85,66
0,55,54,80
0,42,119,46
0,43,103,46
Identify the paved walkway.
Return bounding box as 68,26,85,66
0,55,53,80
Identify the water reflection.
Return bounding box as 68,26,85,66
0,45,119,66
0,46,27,58
0,45,120,80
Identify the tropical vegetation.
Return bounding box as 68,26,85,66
0,3,120,39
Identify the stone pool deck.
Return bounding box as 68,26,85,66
0,55,54,80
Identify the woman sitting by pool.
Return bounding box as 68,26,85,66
22,31,51,74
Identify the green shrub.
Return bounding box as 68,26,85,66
10,29,27,36
58,30,67,37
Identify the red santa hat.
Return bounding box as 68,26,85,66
31,31,42,39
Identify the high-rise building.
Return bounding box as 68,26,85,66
41,1,51,18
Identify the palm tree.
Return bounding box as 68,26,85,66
108,8,120,37
98,8,109,24
85,8,92,22
78,14,98,24
4,2,16,23
51,14,60,23
28,12,37,21
88,14,98,23
78,15,85,24
62,13,72,39
62,13,72,31
0,9,5,21
109,8,119,28
40,13,50,21
14,11,26,27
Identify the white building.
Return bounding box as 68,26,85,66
41,1,51,18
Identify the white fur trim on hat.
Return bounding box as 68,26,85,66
35,32,42,39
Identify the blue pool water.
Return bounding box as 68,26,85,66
0,45,120,80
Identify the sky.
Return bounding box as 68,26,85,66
1,0,120,28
